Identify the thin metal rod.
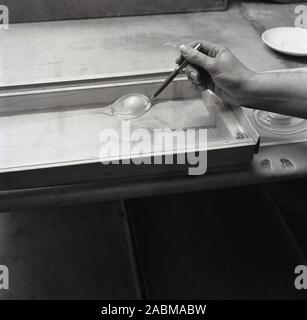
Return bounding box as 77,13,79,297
149,43,202,101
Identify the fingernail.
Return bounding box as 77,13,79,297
190,72,198,82
180,45,190,55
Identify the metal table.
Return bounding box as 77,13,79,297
1,2,307,211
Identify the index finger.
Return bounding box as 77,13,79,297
176,40,224,64
175,41,203,65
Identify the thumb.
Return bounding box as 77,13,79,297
180,45,215,73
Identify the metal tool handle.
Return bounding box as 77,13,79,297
150,43,202,101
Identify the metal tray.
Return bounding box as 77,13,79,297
0,72,259,190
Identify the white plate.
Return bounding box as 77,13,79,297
262,27,307,56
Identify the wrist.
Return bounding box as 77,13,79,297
239,71,262,107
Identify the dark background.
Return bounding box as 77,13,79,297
3,0,227,23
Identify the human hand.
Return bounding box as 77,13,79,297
177,41,255,105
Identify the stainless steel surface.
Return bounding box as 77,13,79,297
1,3,307,208
0,73,259,190
2,0,227,22
1,142,307,211
0,73,197,115
0,6,287,87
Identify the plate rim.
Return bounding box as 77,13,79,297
261,27,307,56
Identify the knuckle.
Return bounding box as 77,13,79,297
219,45,227,51
190,50,200,59
185,64,192,72
186,49,199,60
205,60,216,72
185,69,191,77
219,45,230,55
